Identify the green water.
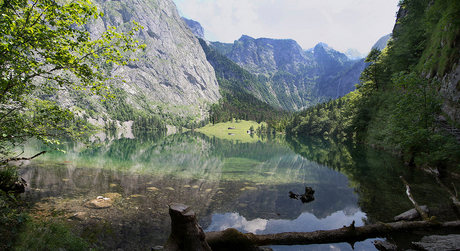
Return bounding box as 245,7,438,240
18,132,460,250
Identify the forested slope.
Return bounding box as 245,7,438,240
198,39,291,126
286,0,460,171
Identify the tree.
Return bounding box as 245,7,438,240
0,0,144,163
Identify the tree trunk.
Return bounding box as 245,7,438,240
163,203,212,251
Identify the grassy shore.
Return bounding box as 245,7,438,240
195,120,267,143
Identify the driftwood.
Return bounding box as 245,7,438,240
205,220,460,248
399,176,429,220
163,203,212,251
288,187,315,203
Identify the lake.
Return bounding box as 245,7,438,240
18,131,460,250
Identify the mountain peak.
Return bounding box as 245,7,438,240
345,48,365,60
317,42,330,48
238,35,256,42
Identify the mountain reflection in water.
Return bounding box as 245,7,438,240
18,132,456,250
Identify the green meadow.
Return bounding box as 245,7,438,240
195,120,267,143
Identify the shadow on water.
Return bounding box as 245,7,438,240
17,131,460,250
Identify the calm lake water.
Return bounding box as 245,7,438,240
18,131,460,250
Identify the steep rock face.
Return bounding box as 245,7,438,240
319,58,367,99
83,0,220,121
182,17,205,39
440,60,460,124
228,35,316,75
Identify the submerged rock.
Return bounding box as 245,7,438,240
84,193,121,209
85,198,112,209
412,234,460,251
69,212,88,221
373,240,398,251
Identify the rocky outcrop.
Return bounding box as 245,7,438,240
440,60,460,124
76,0,221,122
182,17,205,39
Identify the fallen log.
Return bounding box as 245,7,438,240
205,220,460,248
162,204,460,250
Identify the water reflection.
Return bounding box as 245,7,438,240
17,132,458,250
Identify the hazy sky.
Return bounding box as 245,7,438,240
173,0,400,54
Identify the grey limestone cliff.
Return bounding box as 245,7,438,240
182,17,205,39
227,35,316,75
77,0,221,123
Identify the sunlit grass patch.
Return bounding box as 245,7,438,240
196,120,267,143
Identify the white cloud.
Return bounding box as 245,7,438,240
206,212,268,233
174,0,399,53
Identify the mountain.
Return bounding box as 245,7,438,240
372,34,391,50
182,17,205,39
209,36,363,110
345,48,366,60
58,0,221,127
225,35,316,75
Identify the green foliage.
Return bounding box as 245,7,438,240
101,88,138,121
360,48,384,91
14,219,97,251
416,0,460,76
384,71,457,166
389,0,432,73
0,190,28,250
286,96,352,138
132,115,167,131
0,0,144,161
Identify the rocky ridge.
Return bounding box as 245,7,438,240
209,36,366,110
64,0,221,125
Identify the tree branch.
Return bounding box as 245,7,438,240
426,168,460,207
400,175,430,220
1,151,47,163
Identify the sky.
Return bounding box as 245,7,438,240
172,0,400,54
